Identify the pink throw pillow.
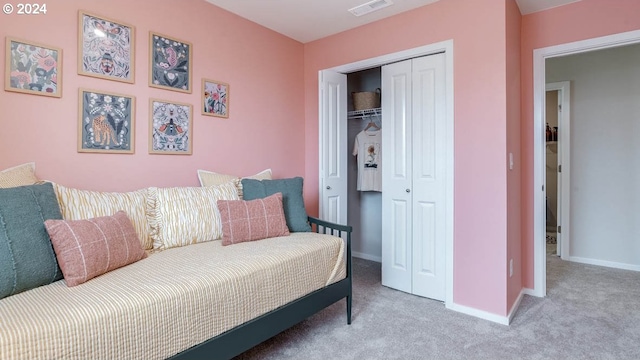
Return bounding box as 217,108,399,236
44,211,147,286
218,192,290,246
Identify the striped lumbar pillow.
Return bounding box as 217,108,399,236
44,211,147,287
147,181,239,250
217,192,290,246
53,183,154,251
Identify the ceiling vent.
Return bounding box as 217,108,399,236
348,0,394,17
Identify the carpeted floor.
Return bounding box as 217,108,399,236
236,250,640,360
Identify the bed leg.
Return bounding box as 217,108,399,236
346,295,352,325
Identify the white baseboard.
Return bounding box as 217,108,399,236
507,289,525,324
568,256,640,272
523,287,541,297
446,302,509,326
352,251,381,263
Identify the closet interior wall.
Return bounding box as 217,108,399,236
347,67,382,261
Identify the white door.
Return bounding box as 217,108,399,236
545,81,571,260
410,54,446,301
381,53,446,301
381,60,413,294
319,70,348,226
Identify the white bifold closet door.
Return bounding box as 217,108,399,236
319,70,348,227
381,53,446,301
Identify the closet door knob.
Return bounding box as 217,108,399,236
406,189,411,193
326,186,332,190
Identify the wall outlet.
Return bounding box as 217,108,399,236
509,259,514,277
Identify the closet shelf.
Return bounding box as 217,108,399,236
347,107,382,120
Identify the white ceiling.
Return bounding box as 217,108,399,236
515,0,582,15
204,0,583,43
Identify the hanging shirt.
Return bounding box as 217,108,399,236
353,129,382,192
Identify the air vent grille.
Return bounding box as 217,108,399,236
348,0,394,17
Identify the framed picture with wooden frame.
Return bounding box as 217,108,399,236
149,98,193,155
149,32,192,93
202,78,229,118
78,10,135,83
4,37,62,98
78,88,135,153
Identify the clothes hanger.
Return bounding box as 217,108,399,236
363,115,380,131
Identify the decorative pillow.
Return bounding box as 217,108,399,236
44,211,147,287
218,192,290,246
147,181,239,250
241,177,311,232
0,182,63,299
53,183,154,250
0,162,39,188
197,168,272,198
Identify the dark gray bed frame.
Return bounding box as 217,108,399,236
168,216,353,360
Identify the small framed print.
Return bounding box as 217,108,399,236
149,32,192,93
5,37,62,97
149,99,193,155
78,10,135,83
202,78,229,118
78,88,135,153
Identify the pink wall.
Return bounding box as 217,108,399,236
0,0,304,192
506,0,522,313
520,0,640,288
304,0,510,315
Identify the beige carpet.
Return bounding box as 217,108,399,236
236,251,640,359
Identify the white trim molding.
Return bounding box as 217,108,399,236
449,288,525,326
446,303,510,326
507,289,525,324
568,257,640,272
352,252,382,263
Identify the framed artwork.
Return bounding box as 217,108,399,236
149,99,193,155
78,88,135,153
202,78,229,118
78,10,135,83
4,37,62,97
149,32,192,93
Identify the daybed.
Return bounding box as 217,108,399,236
0,164,352,360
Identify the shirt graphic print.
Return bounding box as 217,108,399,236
353,129,382,192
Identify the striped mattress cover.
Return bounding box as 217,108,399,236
0,232,346,360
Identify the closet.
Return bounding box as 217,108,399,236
319,46,451,304
381,53,446,301
346,68,383,262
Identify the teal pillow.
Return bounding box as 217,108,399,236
241,177,311,232
0,182,63,299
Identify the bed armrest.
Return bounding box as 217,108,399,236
307,216,352,236
307,216,352,326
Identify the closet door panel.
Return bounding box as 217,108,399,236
391,199,410,270
381,59,412,293
391,78,409,178
414,201,436,276
414,67,437,181
319,70,348,227
411,54,446,301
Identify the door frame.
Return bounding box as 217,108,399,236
318,40,454,307
531,29,640,297
545,81,570,259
